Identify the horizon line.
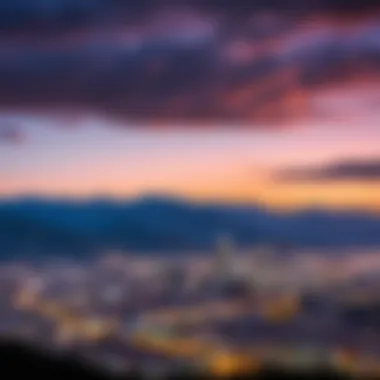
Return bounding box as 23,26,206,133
0,192,379,215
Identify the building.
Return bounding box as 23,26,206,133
161,262,186,295
213,234,235,286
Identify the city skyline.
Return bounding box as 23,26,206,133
2,2,380,377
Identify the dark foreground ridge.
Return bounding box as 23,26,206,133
0,338,363,380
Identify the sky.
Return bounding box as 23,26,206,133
1,109,380,211
1,1,380,212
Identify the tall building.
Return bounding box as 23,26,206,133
157,261,187,302
214,233,235,283
251,244,275,290
212,234,255,299
166,262,186,291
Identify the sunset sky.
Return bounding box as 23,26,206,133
1,1,380,212
1,105,380,211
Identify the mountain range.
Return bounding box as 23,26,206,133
0,196,380,260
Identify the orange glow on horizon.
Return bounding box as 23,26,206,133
2,114,380,213
1,175,379,212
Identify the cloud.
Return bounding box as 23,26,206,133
276,158,380,182
0,122,25,144
0,2,379,124
0,1,376,35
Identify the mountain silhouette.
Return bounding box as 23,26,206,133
0,196,380,260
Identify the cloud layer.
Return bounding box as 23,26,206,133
277,158,380,182
0,1,377,33
0,1,380,124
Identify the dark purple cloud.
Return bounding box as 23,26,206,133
0,1,376,35
0,1,379,124
276,158,380,182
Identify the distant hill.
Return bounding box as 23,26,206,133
0,196,380,260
